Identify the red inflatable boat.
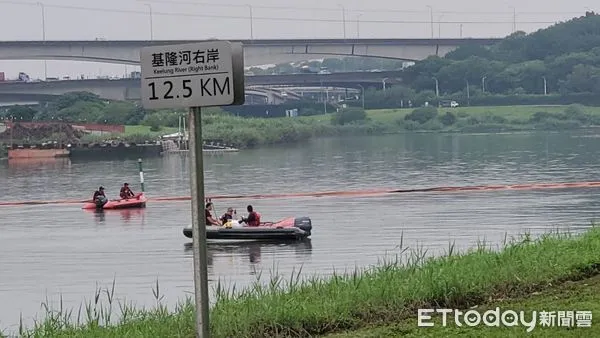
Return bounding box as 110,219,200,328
82,193,147,210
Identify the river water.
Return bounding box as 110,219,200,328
2,131,600,331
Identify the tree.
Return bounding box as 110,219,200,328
331,107,367,125
561,64,600,94
444,45,493,61
4,105,37,121
50,91,103,111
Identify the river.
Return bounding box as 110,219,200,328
2,131,600,331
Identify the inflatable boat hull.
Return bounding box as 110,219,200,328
82,193,147,210
183,216,312,240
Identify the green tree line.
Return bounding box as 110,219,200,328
2,13,600,124
249,12,600,108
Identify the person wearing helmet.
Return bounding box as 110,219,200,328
220,207,236,223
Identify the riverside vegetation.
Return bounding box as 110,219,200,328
87,103,600,148
4,101,600,149
6,226,600,337
4,14,600,148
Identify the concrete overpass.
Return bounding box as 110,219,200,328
0,90,286,105
244,88,292,104
0,71,401,102
0,38,501,67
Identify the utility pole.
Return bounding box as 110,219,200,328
247,5,254,39
426,5,434,38
37,2,47,80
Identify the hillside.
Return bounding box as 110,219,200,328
402,13,600,96
245,13,600,109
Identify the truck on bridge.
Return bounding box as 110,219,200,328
0,71,32,83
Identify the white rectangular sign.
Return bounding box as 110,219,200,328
140,41,244,109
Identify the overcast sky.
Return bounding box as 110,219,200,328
0,0,596,79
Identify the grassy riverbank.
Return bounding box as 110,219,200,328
364,104,600,133
76,104,600,149
12,226,600,337
327,273,600,337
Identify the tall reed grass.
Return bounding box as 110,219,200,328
8,227,600,337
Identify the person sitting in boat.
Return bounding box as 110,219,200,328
240,205,261,227
205,202,221,226
93,186,108,208
120,183,135,199
220,207,236,223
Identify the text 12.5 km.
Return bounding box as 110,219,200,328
147,76,231,101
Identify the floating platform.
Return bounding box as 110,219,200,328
161,139,239,154
183,217,312,241
8,148,69,159
69,142,163,159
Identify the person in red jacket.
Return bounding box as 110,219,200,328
240,205,261,227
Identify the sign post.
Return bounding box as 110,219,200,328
140,40,245,337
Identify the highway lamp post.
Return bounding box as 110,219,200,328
320,80,327,113
543,76,547,95
460,24,463,38
356,14,362,38
9,115,13,147
512,7,517,33
338,5,346,39
465,79,470,106
37,2,47,80
357,84,365,109
247,4,254,40
501,1,516,33
438,15,443,38
143,4,154,40
481,75,486,93
426,5,434,38
433,77,439,97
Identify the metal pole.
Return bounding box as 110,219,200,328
38,2,47,80
247,5,254,39
358,84,364,109
145,4,154,40
9,115,13,147
356,14,361,38
188,107,210,338
466,79,470,106
138,158,145,192
427,6,433,38
481,76,486,93
340,5,346,39
512,7,516,33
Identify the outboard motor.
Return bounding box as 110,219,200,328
294,217,312,235
95,196,108,208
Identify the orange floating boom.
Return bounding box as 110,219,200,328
2,181,600,207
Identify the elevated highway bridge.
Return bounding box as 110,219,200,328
0,71,401,102
0,38,501,67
